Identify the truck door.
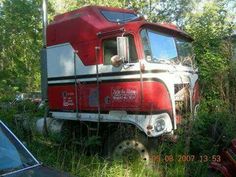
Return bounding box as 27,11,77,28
99,36,141,113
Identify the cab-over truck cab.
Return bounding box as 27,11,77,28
41,5,200,161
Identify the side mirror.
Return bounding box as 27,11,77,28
117,37,130,63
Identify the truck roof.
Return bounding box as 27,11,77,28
47,6,193,65
53,5,139,23
47,5,192,45
47,6,143,46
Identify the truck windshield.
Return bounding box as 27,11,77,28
0,122,38,176
175,39,193,62
141,29,193,66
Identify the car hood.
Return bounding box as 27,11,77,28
4,165,73,177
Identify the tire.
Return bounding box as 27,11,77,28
104,125,158,164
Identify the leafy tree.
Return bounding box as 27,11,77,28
127,0,194,26
0,0,234,104
229,60,236,112
186,1,234,112
0,0,42,98
49,0,194,26
49,0,79,14
49,0,124,15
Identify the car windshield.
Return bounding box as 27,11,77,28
141,28,194,66
0,122,38,176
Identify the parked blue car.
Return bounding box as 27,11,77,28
0,120,73,177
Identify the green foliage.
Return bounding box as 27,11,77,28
186,2,234,111
185,8,236,172
127,0,194,25
0,0,42,98
48,0,124,15
229,60,236,111
29,140,159,177
48,0,195,26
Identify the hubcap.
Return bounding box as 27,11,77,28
113,140,149,163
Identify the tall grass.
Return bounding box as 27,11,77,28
28,138,158,177
1,101,236,177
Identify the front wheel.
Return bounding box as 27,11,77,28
104,126,158,164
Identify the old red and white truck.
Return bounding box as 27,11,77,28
37,5,200,161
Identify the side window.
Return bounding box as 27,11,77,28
103,36,138,65
129,36,138,63
140,29,152,57
103,39,117,65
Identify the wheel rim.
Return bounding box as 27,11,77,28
113,140,149,163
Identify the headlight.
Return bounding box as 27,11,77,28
154,119,165,132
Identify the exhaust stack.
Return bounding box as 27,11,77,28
41,0,48,101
